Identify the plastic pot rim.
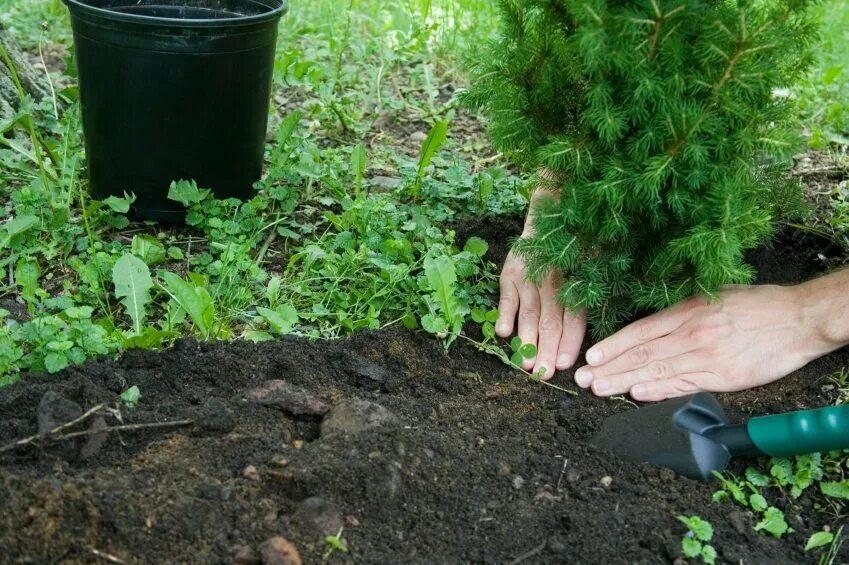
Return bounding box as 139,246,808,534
62,0,289,28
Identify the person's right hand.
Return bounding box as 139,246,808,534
495,191,587,380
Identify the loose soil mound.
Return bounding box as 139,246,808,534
1,227,847,564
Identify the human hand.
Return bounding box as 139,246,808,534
496,191,587,380
574,283,841,401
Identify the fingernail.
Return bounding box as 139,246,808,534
536,365,551,381
586,348,603,365
574,366,593,387
556,354,572,368
523,358,536,371
593,379,610,394
631,384,646,399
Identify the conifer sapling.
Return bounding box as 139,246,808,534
462,0,820,337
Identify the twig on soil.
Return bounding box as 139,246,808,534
0,415,193,453
90,548,127,564
0,403,106,453
508,541,547,565
50,420,194,442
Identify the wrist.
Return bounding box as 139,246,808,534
796,270,849,355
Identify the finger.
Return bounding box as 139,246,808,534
496,278,520,338
517,284,542,371
533,276,564,381
584,297,705,366
584,333,696,381
557,309,587,372
590,354,705,397
630,374,711,402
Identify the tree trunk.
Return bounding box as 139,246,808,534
1,24,52,122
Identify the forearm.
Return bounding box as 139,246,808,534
798,268,849,354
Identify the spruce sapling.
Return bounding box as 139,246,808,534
462,0,820,337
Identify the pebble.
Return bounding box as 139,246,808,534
259,536,302,565
600,476,613,488
233,544,261,565
547,535,568,553
292,497,344,537
194,398,236,434
247,380,329,416
37,390,82,435
566,469,581,483
270,455,289,468
321,399,397,437
243,465,260,481
497,462,512,477
369,176,402,192
512,476,526,490
409,131,428,142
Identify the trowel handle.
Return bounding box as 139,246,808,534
747,405,849,458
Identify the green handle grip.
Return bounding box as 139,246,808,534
747,405,849,458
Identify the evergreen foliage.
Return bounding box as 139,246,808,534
462,0,820,337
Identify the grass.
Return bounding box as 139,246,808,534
0,0,530,386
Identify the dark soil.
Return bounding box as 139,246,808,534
1,227,848,565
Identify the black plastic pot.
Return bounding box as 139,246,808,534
63,0,288,221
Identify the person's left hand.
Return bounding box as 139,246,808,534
573,284,833,402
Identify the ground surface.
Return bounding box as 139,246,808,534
1,228,847,565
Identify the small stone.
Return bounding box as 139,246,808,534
547,535,568,554
79,416,108,460
292,440,305,450
658,468,677,482
194,398,236,434
321,399,397,437
221,487,233,501
345,515,360,527
37,391,82,435
353,360,389,390
259,536,302,565
497,462,512,477
600,476,613,488
566,469,581,483
369,176,402,192
243,465,260,481
292,497,344,537
270,456,289,468
512,476,526,490
247,380,329,416
233,544,261,565
409,131,428,142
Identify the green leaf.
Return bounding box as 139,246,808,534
471,308,487,323
678,516,713,542
112,254,153,336
1,214,38,250
770,458,793,486
103,193,134,214
510,336,522,352
415,119,450,185
681,537,702,558
701,544,717,564
519,343,537,359
161,272,214,339
350,143,367,194
463,236,489,257
44,352,69,374
745,467,771,487
123,328,174,350
132,235,167,266
167,180,211,207
821,480,849,500
423,255,462,339
421,314,448,334
257,305,299,336
15,258,41,305
754,507,790,538
749,493,768,512
510,351,524,367
119,385,141,408
805,531,835,551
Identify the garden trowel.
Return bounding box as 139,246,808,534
591,393,849,481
